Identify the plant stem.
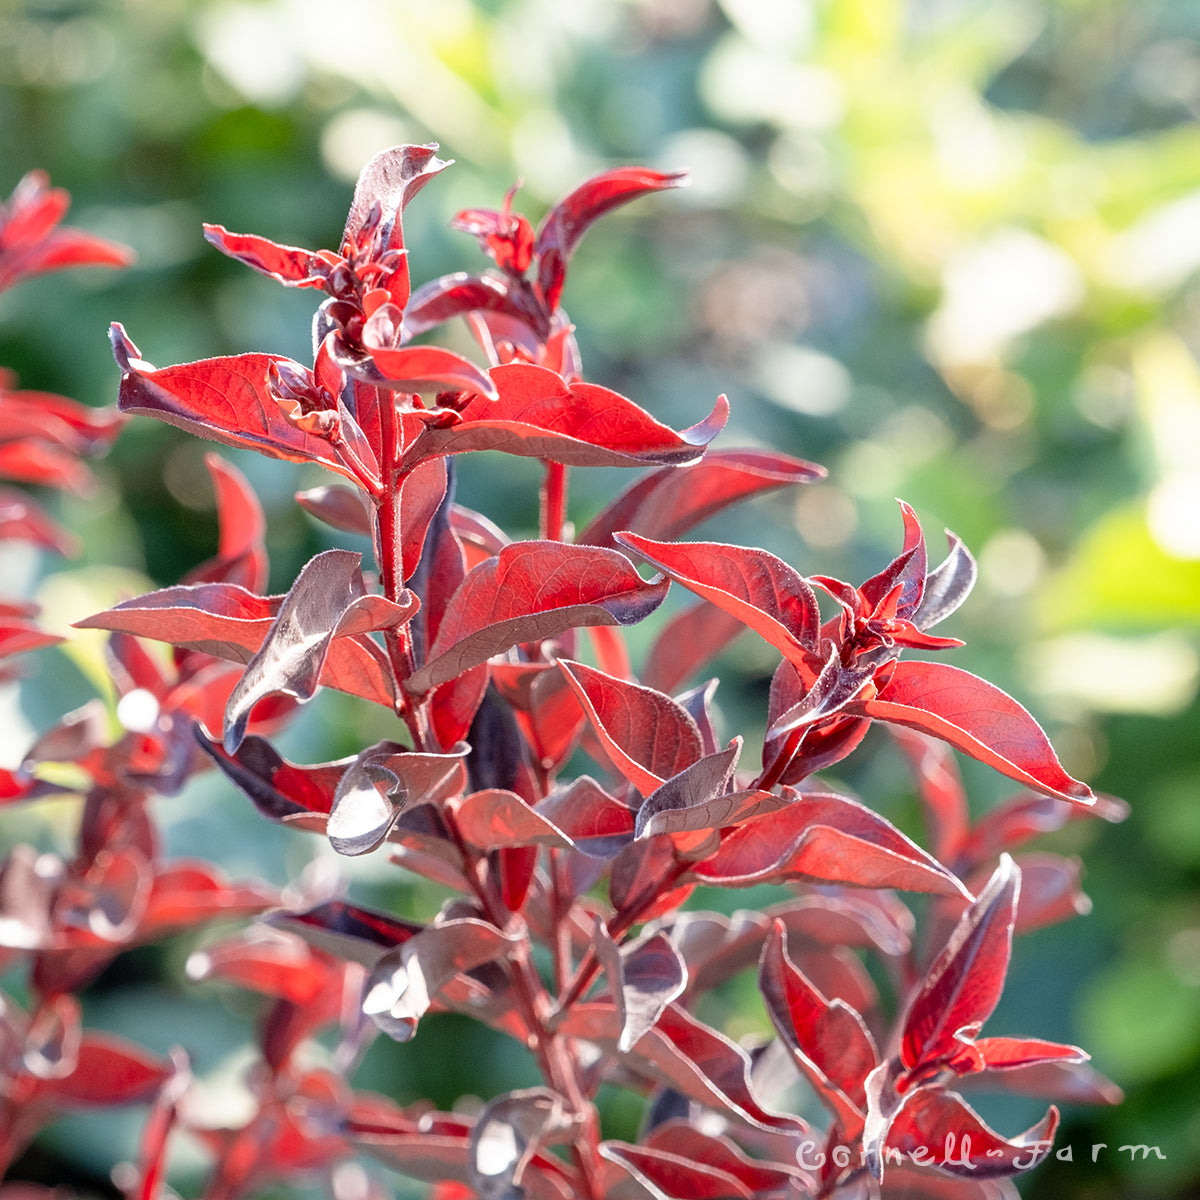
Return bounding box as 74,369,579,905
541,460,568,541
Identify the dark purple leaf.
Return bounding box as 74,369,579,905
914,532,978,630
362,918,520,1041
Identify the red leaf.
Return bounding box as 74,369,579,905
400,363,727,470
557,660,703,797
533,776,635,858
693,792,968,896
535,167,687,311
267,899,424,966
858,661,1094,804
891,727,970,866
295,483,373,536
357,339,497,400
181,453,268,593
579,449,823,550
900,856,1019,1077
598,1141,756,1200
616,533,822,676
110,326,378,486
194,729,349,821
884,1087,1058,1179
556,1002,799,1131
343,143,452,287
408,542,669,693
452,788,574,851
140,860,276,931
0,488,77,555
0,170,133,291
202,224,330,288
221,549,415,749
404,272,544,341
759,921,878,1131
43,1034,174,1107
973,1036,1087,1071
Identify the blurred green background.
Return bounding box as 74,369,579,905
2,0,1199,1196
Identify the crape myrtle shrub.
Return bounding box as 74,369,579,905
0,147,1126,1200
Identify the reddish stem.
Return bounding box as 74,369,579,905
541,459,569,541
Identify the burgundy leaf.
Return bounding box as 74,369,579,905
616,533,822,675
223,549,416,750
408,542,668,693
343,143,451,268
914,532,979,630
693,792,968,896
267,899,424,967
193,729,351,822
594,924,688,1052
857,661,1094,804
759,920,878,1131
557,660,703,798
399,363,727,471
634,740,742,840
327,745,409,856
900,855,1019,1078
578,449,823,550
